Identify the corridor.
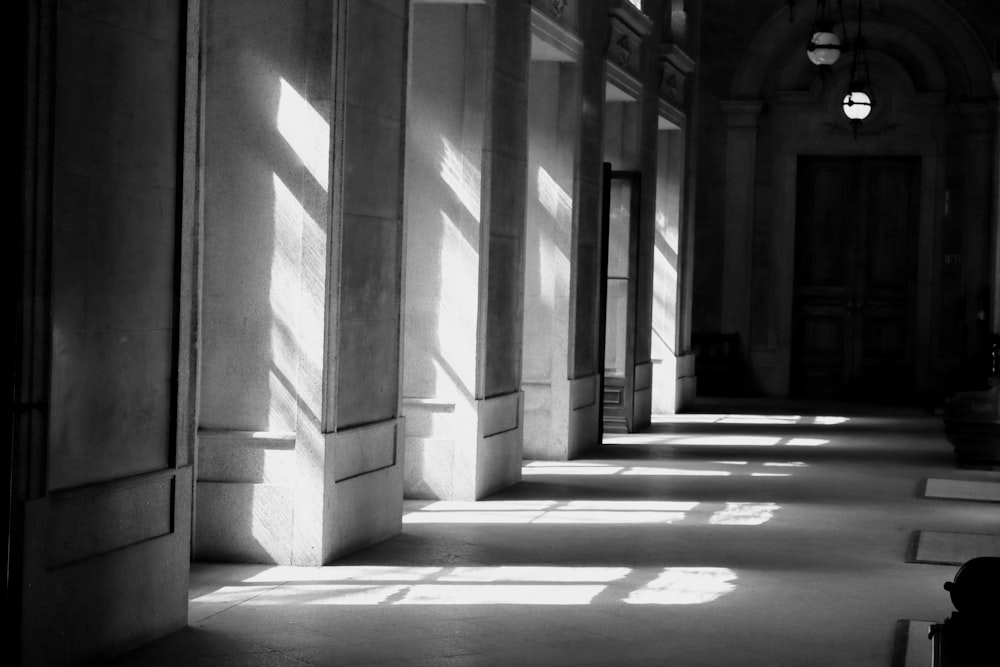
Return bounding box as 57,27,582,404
111,404,998,666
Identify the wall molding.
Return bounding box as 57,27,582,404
331,418,400,482
43,467,188,569
530,5,583,62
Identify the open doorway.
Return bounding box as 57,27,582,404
599,74,642,434
599,166,641,433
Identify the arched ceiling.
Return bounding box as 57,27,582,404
731,0,995,100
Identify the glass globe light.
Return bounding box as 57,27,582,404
842,90,872,121
807,30,842,66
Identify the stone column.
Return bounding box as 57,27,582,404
323,0,409,560
476,1,531,491
720,100,763,341
652,42,695,415
197,0,408,566
521,6,584,461
402,1,529,500
566,3,608,454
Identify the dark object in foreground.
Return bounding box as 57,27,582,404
929,557,1000,666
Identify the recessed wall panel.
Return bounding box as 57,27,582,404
48,2,180,490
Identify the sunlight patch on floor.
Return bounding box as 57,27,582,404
624,567,737,605
191,565,738,607
653,414,850,426
522,461,730,477
786,438,828,446
669,435,784,446
403,499,699,525
709,502,781,525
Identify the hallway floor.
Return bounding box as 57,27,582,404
111,403,999,666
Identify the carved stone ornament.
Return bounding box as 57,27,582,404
616,34,632,65
660,65,683,103
550,0,567,19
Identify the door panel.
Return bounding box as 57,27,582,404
793,157,919,400
797,162,851,289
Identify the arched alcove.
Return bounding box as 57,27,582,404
710,0,998,399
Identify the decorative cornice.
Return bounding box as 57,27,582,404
660,61,686,106
615,34,632,66
660,44,695,74
658,97,685,129
608,0,653,37
606,60,643,102
607,16,641,76
530,5,584,62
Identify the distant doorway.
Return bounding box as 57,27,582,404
600,165,641,432
791,156,920,400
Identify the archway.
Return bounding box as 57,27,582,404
706,0,998,400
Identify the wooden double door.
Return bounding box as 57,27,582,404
792,156,920,400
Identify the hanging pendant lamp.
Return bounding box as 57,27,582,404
806,0,843,67
842,0,875,137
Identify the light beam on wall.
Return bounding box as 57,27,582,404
440,138,481,221
436,211,478,391
537,166,573,220
268,173,315,431
277,79,330,188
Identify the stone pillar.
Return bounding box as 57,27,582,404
522,7,583,461
477,1,531,486
566,3,609,454
631,7,660,434
652,125,685,414
720,100,763,341
197,0,408,565
323,0,409,560
402,1,529,500
17,0,196,661
652,41,695,415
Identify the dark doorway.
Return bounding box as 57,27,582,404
599,164,641,433
791,156,920,400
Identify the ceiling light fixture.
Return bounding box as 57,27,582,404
841,0,874,137
806,0,844,69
